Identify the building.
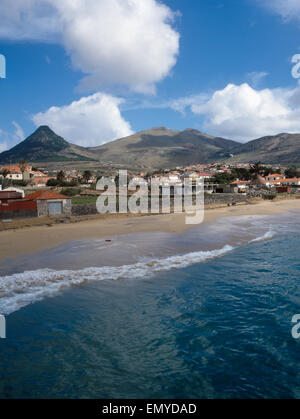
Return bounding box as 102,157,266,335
0,165,47,181
24,191,72,217
0,190,35,219
1,187,25,198
0,190,23,203
230,180,250,193
276,186,291,194
280,178,300,186
0,165,24,180
30,177,53,187
265,173,285,182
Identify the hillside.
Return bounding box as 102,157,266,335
88,127,239,168
0,126,96,163
227,133,300,164
1,126,300,168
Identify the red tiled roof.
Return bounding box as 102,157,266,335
32,177,52,184
280,178,300,182
231,180,250,185
24,191,70,201
1,165,31,174
266,174,284,178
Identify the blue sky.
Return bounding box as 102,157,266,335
0,0,300,150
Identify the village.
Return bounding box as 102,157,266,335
0,161,299,222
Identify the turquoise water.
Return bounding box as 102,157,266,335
0,219,300,398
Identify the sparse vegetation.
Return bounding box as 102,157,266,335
61,187,81,197
262,193,277,200
72,195,98,205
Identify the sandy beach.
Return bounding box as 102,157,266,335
0,198,298,263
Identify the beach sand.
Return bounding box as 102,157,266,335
0,198,299,263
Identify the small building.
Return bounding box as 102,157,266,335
24,191,72,217
276,186,291,194
280,178,300,186
2,187,25,198
0,166,24,181
0,190,23,203
30,177,53,187
230,180,250,193
265,174,285,182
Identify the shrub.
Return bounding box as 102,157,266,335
61,187,81,197
263,193,277,200
47,178,59,187
12,180,28,186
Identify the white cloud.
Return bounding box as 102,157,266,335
260,0,300,22
246,71,269,88
0,121,25,152
0,129,9,152
12,121,25,142
0,0,179,93
169,94,210,114
32,92,133,147
187,83,300,141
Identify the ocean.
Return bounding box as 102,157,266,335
0,211,300,398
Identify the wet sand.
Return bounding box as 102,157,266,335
0,198,299,263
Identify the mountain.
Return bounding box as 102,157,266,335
227,133,300,164
88,127,239,168
0,126,96,163
1,126,300,168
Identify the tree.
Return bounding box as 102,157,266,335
47,178,59,187
82,170,92,183
285,166,299,178
211,173,235,184
0,168,10,179
18,159,27,178
0,168,10,188
250,162,262,175
57,170,66,184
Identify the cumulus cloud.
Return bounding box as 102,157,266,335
0,0,179,93
32,92,133,147
188,83,300,141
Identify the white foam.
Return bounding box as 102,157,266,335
249,228,276,243
0,245,233,315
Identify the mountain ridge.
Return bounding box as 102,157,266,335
0,126,300,167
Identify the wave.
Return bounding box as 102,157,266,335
0,245,234,316
0,226,278,316
249,228,276,243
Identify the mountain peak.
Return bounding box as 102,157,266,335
33,125,56,135
0,125,96,163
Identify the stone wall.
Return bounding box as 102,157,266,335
0,209,37,219
72,203,98,216
71,193,249,217
204,193,249,206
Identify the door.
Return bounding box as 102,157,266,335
48,201,63,215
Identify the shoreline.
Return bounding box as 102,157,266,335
0,198,299,264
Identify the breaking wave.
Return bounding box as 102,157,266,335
0,245,234,315
250,228,276,243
